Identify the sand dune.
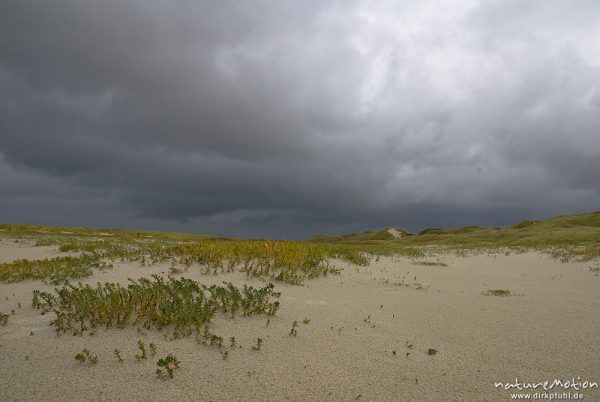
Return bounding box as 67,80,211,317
1,244,599,401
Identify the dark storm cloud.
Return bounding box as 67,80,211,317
1,0,599,238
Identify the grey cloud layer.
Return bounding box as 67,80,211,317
1,0,599,238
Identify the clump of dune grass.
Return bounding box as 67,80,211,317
289,320,298,336
136,340,147,361
32,275,280,336
32,237,360,284
156,354,180,379
251,338,263,351
113,349,124,363
75,349,98,365
482,289,514,297
0,253,110,284
0,311,8,326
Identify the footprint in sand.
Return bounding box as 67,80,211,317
303,299,328,305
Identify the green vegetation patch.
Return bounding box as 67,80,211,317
32,275,280,336
156,354,180,379
3,210,599,287
31,237,394,284
482,289,514,297
75,349,98,365
0,253,111,284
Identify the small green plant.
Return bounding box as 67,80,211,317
229,336,236,347
289,320,298,336
75,349,97,365
482,289,513,297
114,349,123,363
210,334,223,348
149,343,157,357
136,340,147,360
156,354,180,379
221,351,229,360
0,312,8,326
252,338,263,351
302,317,310,324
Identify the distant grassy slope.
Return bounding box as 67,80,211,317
2,211,599,253
310,211,600,247
310,227,410,242
1,212,600,278
0,223,213,242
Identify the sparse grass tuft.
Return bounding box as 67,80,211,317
252,338,263,351
482,289,514,297
289,320,298,336
113,349,123,363
75,349,98,365
136,340,147,360
0,312,8,326
156,354,180,379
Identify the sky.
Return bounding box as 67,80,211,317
1,0,599,239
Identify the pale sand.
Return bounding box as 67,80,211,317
386,228,404,239
1,244,600,401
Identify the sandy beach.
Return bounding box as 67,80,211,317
1,239,599,401
3,0,600,399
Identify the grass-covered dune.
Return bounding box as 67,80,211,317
4,210,599,248
309,227,410,242
0,223,213,242
310,210,600,247
1,211,599,285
